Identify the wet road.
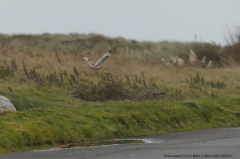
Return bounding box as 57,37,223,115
1,127,240,159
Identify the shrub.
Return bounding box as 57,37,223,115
72,72,165,101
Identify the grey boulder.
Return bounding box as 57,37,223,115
0,95,17,111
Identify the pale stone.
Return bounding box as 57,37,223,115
0,95,17,111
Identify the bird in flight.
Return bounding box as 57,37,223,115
81,50,112,70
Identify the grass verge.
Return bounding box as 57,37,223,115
1,96,240,154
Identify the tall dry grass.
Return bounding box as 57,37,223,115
1,33,237,66
1,33,240,102
1,39,240,84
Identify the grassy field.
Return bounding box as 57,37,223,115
0,33,240,153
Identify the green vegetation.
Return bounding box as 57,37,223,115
0,33,240,154
187,73,226,89
1,86,240,153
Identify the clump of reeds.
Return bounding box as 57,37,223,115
189,72,226,89
0,60,16,79
185,72,226,98
0,59,86,92
206,81,226,89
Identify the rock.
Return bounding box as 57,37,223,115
0,95,17,111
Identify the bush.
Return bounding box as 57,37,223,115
72,72,165,101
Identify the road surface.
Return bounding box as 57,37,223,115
1,127,240,159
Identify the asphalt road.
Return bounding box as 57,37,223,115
1,127,240,159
